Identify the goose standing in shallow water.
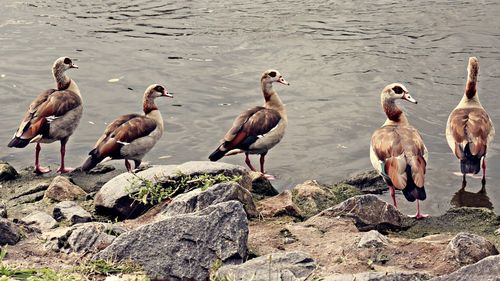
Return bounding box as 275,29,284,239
446,57,494,187
370,83,428,219
82,84,172,172
209,69,289,179
8,57,81,174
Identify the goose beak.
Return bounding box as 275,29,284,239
162,90,174,98
402,92,417,104
278,76,290,86
71,63,79,69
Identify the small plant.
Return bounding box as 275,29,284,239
127,172,242,205
74,259,145,278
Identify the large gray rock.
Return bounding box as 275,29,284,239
314,195,405,232
95,201,248,280
0,161,18,181
0,218,20,245
53,201,92,225
444,232,498,266
44,176,87,202
216,251,316,281
44,222,126,254
430,254,500,281
21,211,57,231
95,162,251,219
158,182,258,219
358,230,389,248
324,272,431,281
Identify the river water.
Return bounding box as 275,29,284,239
1,0,500,215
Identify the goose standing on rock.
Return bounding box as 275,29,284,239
209,69,289,179
446,57,494,187
8,57,81,174
82,84,172,172
370,83,428,219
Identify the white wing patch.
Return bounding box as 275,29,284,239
257,123,279,139
46,115,59,123
117,140,130,145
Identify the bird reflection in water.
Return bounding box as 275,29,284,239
450,178,493,209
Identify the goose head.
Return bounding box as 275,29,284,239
261,69,290,86
382,83,416,104
53,57,78,73
144,84,173,100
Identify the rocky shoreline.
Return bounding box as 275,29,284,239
0,160,499,281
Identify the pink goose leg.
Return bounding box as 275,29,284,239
411,200,429,219
260,153,275,180
34,143,51,174
388,185,397,208
57,138,73,173
244,152,257,172
482,157,487,185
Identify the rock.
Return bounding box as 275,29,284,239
44,176,87,202
315,195,405,232
95,165,178,219
444,232,498,266
21,211,57,231
249,171,279,198
95,162,251,219
358,230,389,248
44,222,125,254
495,228,500,236
401,207,500,240
0,161,18,181
0,202,6,218
339,170,387,194
158,182,258,219
257,190,302,219
216,251,316,281
430,254,500,281
53,201,92,225
292,180,362,218
324,272,432,281
0,218,20,245
95,201,248,280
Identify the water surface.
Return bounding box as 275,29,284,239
1,0,500,215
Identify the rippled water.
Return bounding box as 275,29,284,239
1,0,500,215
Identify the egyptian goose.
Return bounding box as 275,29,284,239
370,83,428,219
8,57,81,174
209,69,289,179
446,57,495,187
82,84,172,172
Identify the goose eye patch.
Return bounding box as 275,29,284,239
269,71,277,78
393,86,403,94
64,58,71,64
155,86,163,92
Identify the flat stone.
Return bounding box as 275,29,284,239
257,190,302,219
21,211,57,231
430,254,500,281
444,232,498,266
339,170,387,194
0,161,18,181
44,176,87,202
0,218,20,245
324,272,432,281
158,181,258,219
216,251,316,281
44,222,126,254
95,201,248,281
358,230,389,248
314,195,405,232
53,201,92,225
